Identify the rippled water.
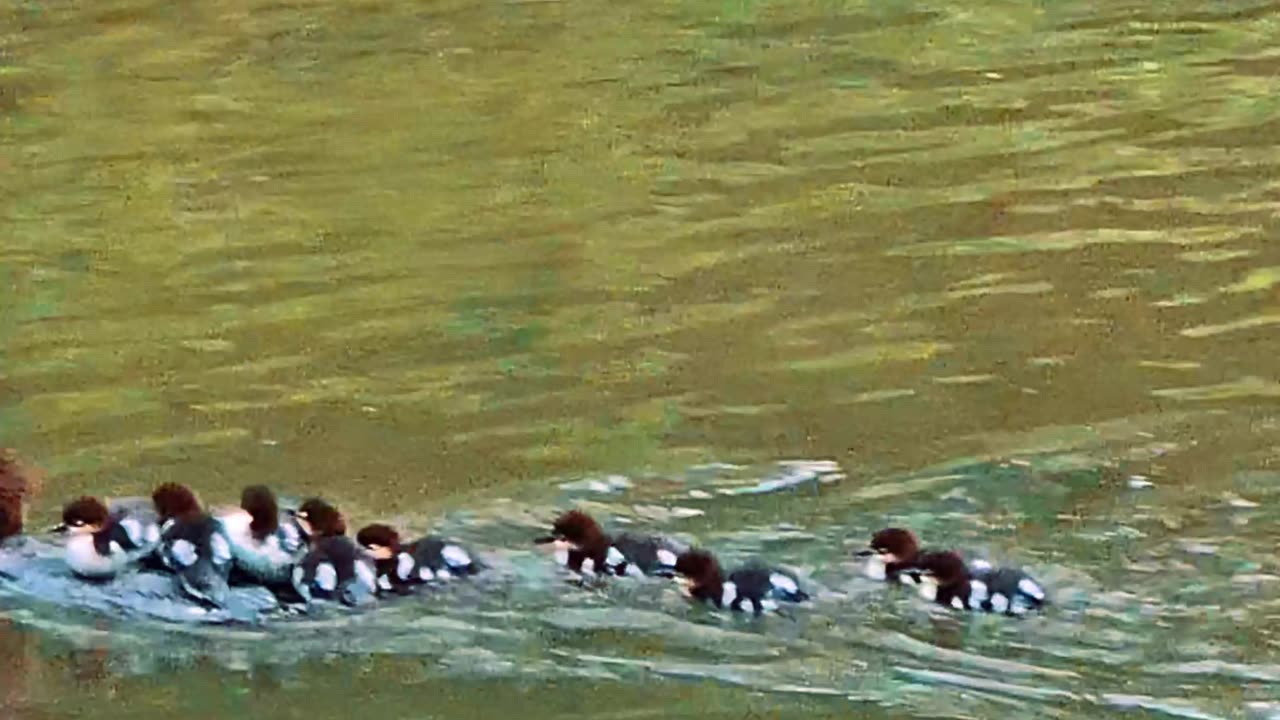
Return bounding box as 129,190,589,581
3,0,1280,717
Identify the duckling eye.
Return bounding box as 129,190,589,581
71,520,85,527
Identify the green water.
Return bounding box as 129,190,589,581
4,0,1280,717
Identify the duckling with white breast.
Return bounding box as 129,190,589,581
217,485,306,587
914,550,1046,616
55,497,162,579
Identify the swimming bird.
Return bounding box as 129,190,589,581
0,449,39,542
356,523,479,595
914,550,1046,616
54,496,161,579
216,485,306,586
855,527,925,583
672,548,809,616
534,510,681,578
856,528,1047,615
289,498,376,607
152,483,234,608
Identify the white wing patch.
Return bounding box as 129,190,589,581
721,581,738,608
760,599,779,613
656,549,677,568
970,558,993,572
280,523,302,553
769,572,799,596
625,563,645,578
108,541,124,557
606,546,626,567
990,593,1010,614
1017,577,1045,601
315,563,338,592
378,575,392,591
145,524,161,544
442,544,471,568
951,596,965,610
436,569,452,580
120,518,143,545
211,533,232,565
397,553,415,580
419,567,436,581
553,547,569,567
969,579,989,605
171,540,198,567
580,558,596,576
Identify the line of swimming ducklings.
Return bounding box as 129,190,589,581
53,484,480,609
534,509,1046,616
41,482,1045,618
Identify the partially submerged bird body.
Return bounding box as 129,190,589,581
291,498,376,607
293,534,377,607
914,550,1046,616
356,523,478,595
58,497,162,580
535,510,682,579
674,549,809,616
217,485,306,587
153,483,234,608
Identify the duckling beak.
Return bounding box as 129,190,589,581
49,523,68,534
854,548,874,557
532,535,557,545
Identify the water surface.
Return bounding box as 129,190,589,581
3,0,1280,718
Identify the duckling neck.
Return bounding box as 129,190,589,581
691,570,725,607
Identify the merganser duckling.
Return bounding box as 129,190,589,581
290,496,345,543
152,483,234,607
217,485,306,586
289,498,376,607
856,528,1047,615
855,527,925,583
533,510,681,578
0,450,38,542
914,550,1046,616
355,523,479,595
54,497,161,579
672,548,809,616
